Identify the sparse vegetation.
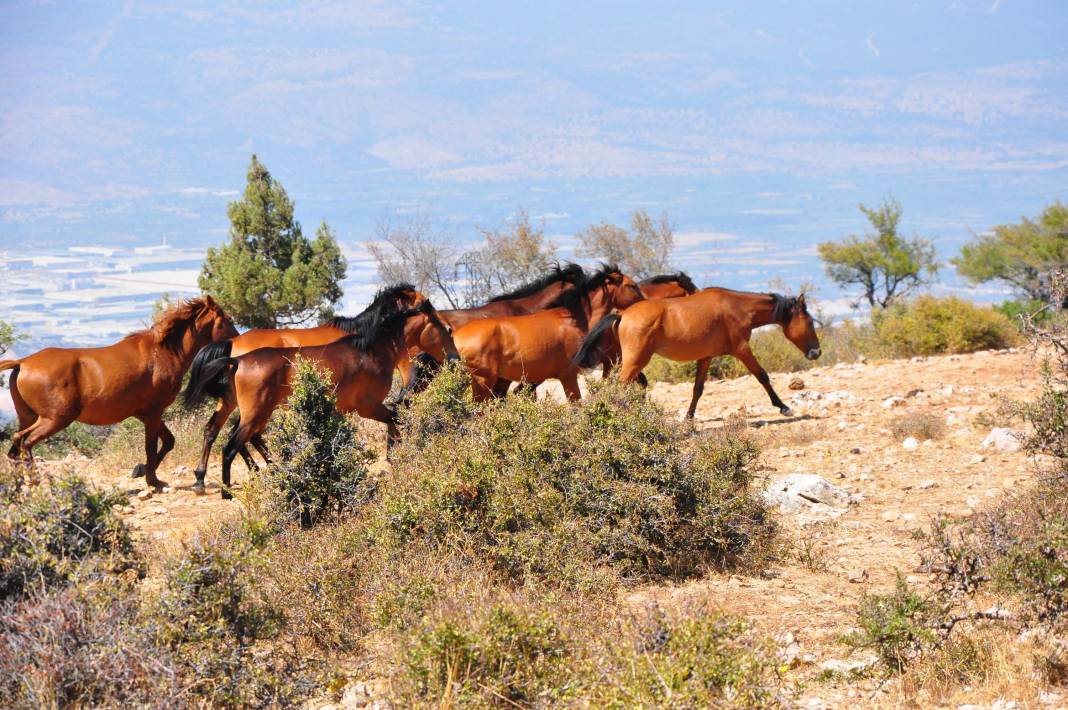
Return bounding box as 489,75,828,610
889,411,946,441
870,295,1020,357
575,209,675,279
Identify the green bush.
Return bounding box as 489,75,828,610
871,296,1020,357
264,358,374,528
995,298,1059,330
848,574,947,671
0,467,140,601
35,422,110,459
152,523,317,708
381,363,774,589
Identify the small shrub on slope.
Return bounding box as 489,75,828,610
871,296,1019,357
380,362,774,589
0,465,140,602
264,357,374,528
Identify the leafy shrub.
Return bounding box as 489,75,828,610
847,574,947,671
889,411,946,441
35,422,110,459
264,358,374,528
152,523,317,708
381,365,774,589
0,466,140,601
996,298,1058,330
871,296,1020,357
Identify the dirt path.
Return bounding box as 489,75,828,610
57,347,1044,708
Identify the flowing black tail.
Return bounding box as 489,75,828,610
572,313,622,370
183,340,234,407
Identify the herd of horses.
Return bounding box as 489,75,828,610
0,263,821,498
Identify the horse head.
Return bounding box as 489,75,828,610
405,299,460,363
603,267,645,310
780,293,821,361
198,296,240,342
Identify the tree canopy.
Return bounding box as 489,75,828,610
198,155,347,328
575,210,674,279
818,198,938,308
953,201,1068,303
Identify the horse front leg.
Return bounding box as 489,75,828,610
363,401,400,458
733,344,792,417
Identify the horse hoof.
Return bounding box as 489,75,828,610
192,482,206,496
780,407,794,417
131,464,145,478
220,489,233,500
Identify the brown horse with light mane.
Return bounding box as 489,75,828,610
574,289,821,418
183,284,436,485
453,264,644,401
0,297,238,489
184,288,458,497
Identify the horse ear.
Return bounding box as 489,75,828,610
797,293,806,306
203,294,217,308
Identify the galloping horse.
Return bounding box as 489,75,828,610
0,297,238,489
184,289,458,497
453,264,645,401
401,262,587,395
513,271,697,395
574,289,821,418
183,284,434,484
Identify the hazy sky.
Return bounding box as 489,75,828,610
1,0,1066,290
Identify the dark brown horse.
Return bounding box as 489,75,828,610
183,284,435,485
0,297,238,489
184,289,457,498
574,289,820,418
453,264,644,401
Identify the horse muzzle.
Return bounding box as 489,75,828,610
807,348,822,361
445,353,462,364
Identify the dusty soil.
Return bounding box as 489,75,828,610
54,347,1050,708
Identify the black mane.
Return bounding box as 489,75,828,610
486,263,586,303
640,271,696,293
769,293,799,324
329,283,419,350
545,263,620,312
327,283,416,334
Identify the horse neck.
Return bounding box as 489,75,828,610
746,294,782,330
164,323,213,373
520,282,571,308
583,286,618,323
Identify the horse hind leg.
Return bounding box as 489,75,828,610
193,393,237,492
686,358,712,419
15,415,77,469
6,367,37,461
221,421,258,500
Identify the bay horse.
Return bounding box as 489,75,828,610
0,297,238,489
183,284,435,485
574,289,821,418
452,264,644,401
512,271,697,395
401,262,588,395
183,290,457,498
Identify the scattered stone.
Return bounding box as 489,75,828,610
901,512,918,523
970,454,986,464
882,396,908,409
902,437,919,451
819,656,875,673
906,388,924,398
788,377,805,390
966,496,980,509
919,479,937,489
850,447,861,454
847,568,868,583
161,486,173,494
881,511,900,522
762,474,856,513
982,428,1024,453
136,489,153,501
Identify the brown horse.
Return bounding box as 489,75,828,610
401,263,588,395
574,289,821,418
0,297,238,489
513,271,697,394
184,290,457,497
183,284,435,484
453,264,645,401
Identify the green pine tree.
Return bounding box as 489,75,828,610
198,155,347,328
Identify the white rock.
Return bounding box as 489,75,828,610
847,568,868,583
919,480,937,489
881,511,900,522
982,428,1024,453
818,656,876,674
882,396,908,409
902,437,919,451
136,489,153,501
762,474,856,513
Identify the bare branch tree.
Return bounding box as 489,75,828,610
575,209,674,279
366,216,462,309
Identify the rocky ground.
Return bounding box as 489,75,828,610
56,347,1050,709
